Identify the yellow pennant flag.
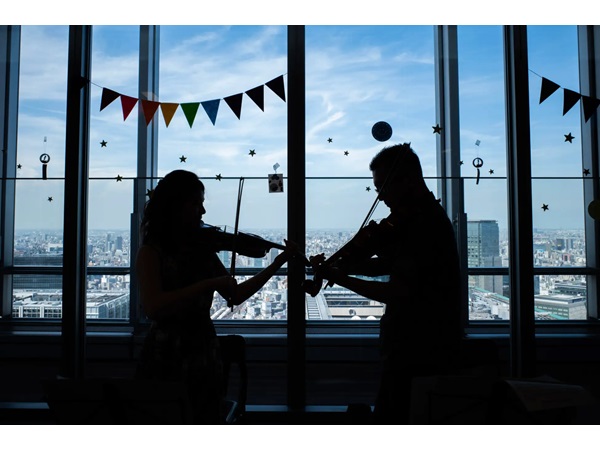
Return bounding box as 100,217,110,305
160,103,179,127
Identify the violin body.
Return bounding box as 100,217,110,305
195,222,286,259
304,216,397,297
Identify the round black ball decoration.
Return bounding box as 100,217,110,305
372,121,393,142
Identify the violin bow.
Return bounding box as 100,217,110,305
228,177,245,310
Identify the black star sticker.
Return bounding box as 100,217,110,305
100,140,107,147
489,169,494,175
432,124,442,134
344,151,349,156
565,133,575,143
542,204,549,211
327,138,332,143
249,149,256,157
146,189,154,199
179,155,187,163
366,186,371,192
216,174,222,181
17,164,22,169
48,196,53,202
584,168,591,176
116,175,123,182
460,161,464,166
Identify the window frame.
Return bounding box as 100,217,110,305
2,24,600,401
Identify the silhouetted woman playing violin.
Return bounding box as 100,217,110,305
135,169,296,424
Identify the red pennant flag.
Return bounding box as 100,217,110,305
180,102,200,128
245,85,265,111
100,88,120,111
563,88,581,115
120,95,138,121
266,75,286,102
539,77,560,104
224,93,243,119
160,103,179,127
582,95,600,123
141,100,160,125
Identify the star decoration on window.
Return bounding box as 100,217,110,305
489,169,494,175
179,155,187,163
432,124,442,134
216,174,222,181
564,132,575,143
17,164,22,169
116,174,123,182
249,149,256,157
542,204,549,211
366,186,371,192
100,140,107,147
146,189,154,199
344,151,349,156
327,138,332,143
459,161,464,166
48,196,53,202
584,168,591,176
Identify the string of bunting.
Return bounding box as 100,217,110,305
534,70,600,122
98,74,287,128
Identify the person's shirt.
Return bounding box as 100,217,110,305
374,191,463,361
144,239,228,324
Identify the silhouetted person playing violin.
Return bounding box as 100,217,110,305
135,169,297,424
311,143,463,424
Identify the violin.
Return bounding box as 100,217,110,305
196,221,311,265
303,216,397,297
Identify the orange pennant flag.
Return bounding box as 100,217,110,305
160,103,179,127
120,95,138,121
141,100,160,125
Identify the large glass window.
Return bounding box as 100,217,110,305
10,26,68,319
158,26,288,320
305,25,437,321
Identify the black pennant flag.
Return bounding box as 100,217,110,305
100,88,121,111
540,77,561,104
582,95,600,122
224,93,243,120
245,85,265,111
563,88,582,115
266,75,286,102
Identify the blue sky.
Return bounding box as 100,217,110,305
10,23,591,234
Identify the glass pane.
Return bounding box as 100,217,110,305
154,26,288,322
89,25,139,178
532,179,585,267
87,275,130,320
306,26,437,178
12,275,63,319
535,274,587,320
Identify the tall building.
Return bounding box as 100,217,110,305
468,220,503,295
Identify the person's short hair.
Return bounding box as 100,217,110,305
369,142,423,181
140,170,205,247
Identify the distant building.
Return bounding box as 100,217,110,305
468,220,503,295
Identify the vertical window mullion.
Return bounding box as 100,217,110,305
578,25,600,320
130,25,160,328
287,24,306,410
434,25,469,331
503,25,536,378
0,26,20,318
61,25,92,379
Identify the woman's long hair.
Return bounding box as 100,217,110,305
140,170,205,250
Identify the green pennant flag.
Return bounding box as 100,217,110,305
180,102,201,128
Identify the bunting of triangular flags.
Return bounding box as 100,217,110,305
539,75,600,122
99,75,286,128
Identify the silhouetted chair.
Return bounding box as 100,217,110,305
219,334,248,424
42,334,248,425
